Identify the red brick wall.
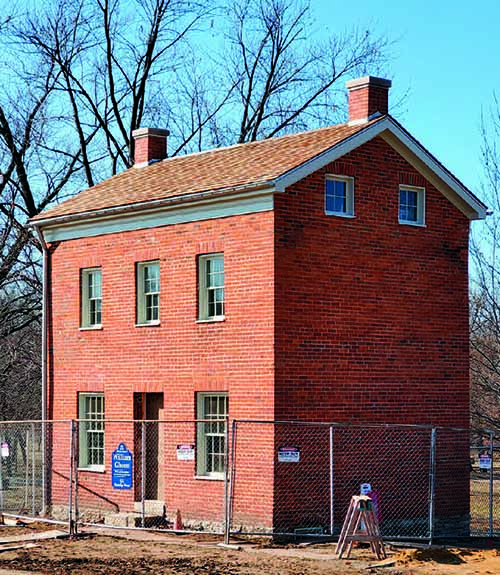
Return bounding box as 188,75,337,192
273,136,471,529
46,212,275,522
274,136,470,427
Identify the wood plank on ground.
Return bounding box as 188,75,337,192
0,530,68,545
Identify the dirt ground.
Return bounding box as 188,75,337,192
0,528,500,575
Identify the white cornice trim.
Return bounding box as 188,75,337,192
32,182,272,228
380,121,487,220
42,189,274,242
273,116,487,220
273,118,390,193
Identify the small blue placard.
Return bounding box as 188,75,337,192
111,443,133,490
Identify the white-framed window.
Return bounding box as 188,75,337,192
137,261,160,325
196,393,228,478
81,268,102,328
399,185,425,226
198,254,224,321
325,175,354,217
78,393,105,471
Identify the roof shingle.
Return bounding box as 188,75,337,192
33,119,381,222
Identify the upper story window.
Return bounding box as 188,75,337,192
81,268,102,328
325,175,354,217
198,254,224,321
137,261,160,325
399,186,425,226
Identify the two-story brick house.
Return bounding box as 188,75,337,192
31,77,486,531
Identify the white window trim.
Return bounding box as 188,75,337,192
325,175,355,217
196,392,228,479
198,253,225,321
399,185,426,226
81,268,102,328
136,261,160,326
78,392,105,472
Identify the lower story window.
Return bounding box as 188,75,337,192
78,393,105,470
197,393,228,478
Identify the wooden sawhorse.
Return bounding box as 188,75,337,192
336,495,386,560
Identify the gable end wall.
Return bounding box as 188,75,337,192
274,136,470,427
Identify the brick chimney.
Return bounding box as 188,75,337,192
345,76,392,124
132,127,170,167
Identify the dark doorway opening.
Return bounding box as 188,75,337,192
134,393,164,502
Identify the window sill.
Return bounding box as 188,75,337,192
325,212,356,218
135,321,161,328
398,220,426,227
194,474,225,481
78,466,105,473
79,325,103,331
196,317,225,324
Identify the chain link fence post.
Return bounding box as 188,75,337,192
31,423,36,517
74,420,80,535
489,430,494,538
226,419,238,540
141,420,146,528
428,427,436,544
223,417,230,544
68,420,75,536
42,420,47,516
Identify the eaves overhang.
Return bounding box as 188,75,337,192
30,181,273,230
31,114,487,243
31,184,275,243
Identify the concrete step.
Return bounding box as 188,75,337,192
133,500,165,515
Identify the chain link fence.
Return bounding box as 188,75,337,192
470,429,500,536
0,421,71,524
228,421,434,539
71,420,228,532
0,419,498,541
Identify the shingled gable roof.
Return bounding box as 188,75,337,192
32,114,487,226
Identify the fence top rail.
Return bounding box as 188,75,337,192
232,419,475,433
0,418,489,436
0,418,228,425
76,418,229,424
0,419,70,425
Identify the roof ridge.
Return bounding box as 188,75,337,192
156,122,351,165
41,121,357,201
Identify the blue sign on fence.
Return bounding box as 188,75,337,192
111,443,133,490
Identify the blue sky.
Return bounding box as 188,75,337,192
314,0,498,203
5,0,496,205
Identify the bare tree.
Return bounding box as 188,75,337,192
227,0,389,143
0,0,390,418
0,322,41,421
1,0,207,419
1,0,208,336
470,292,500,432
470,103,500,432
17,0,207,175
0,62,63,338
